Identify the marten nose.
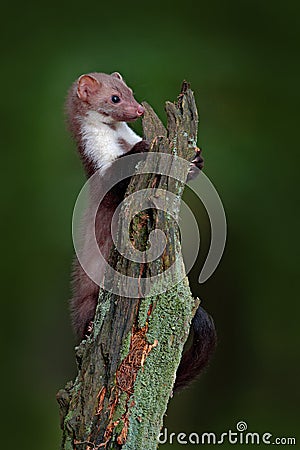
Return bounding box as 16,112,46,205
136,105,145,116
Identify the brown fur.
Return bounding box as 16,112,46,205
71,193,117,338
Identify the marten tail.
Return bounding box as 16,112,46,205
174,306,217,392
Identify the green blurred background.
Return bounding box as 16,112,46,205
1,0,299,448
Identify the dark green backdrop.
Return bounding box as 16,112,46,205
1,1,299,448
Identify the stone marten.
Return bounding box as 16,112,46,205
66,71,217,391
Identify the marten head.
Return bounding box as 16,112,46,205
71,72,144,123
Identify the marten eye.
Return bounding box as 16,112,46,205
111,95,121,104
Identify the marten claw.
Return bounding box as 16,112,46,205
187,147,204,181
84,321,94,338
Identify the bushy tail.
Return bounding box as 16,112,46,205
174,306,217,392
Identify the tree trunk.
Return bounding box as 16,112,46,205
57,82,200,450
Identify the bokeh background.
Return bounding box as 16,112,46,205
1,0,299,448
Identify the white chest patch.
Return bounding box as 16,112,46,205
80,111,142,172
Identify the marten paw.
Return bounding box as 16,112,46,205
84,321,94,338
187,147,204,181
132,139,150,153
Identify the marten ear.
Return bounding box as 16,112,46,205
111,72,123,81
77,75,101,101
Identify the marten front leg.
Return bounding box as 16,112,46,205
115,140,150,193
187,147,204,181
125,139,150,156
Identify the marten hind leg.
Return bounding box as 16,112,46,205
71,292,99,340
70,259,100,341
